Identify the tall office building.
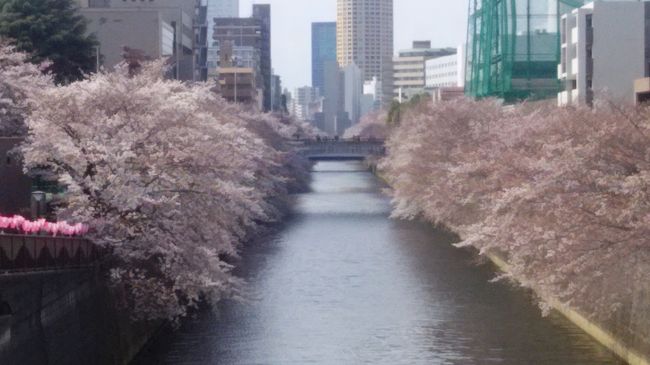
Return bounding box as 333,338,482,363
311,22,337,94
336,0,393,106
206,0,239,77
253,4,272,112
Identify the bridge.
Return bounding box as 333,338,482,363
294,140,386,160
0,234,99,273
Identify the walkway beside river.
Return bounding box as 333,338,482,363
133,161,623,365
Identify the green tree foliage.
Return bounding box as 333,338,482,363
387,93,430,125
0,0,97,83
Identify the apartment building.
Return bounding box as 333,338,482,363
558,1,650,106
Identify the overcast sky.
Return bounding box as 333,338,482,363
239,0,468,91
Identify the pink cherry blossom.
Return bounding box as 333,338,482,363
380,97,650,343
19,56,313,321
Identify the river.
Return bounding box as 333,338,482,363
133,160,622,365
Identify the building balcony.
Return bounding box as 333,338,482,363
558,64,566,80
571,27,578,44
571,58,579,77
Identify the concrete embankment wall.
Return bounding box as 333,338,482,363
486,253,650,365
369,163,650,365
0,269,158,365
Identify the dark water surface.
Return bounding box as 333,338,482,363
133,161,622,365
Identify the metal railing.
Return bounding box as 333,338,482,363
0,234,99,273
298,140,386,158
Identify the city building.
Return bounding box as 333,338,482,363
425,45,467,103
393,41,455,101
337,0,393,106
559,1,650,106
271,74,283,112
343,64,363,125
290,86,321,121
635,77,650,105
361,77,382,115
425,45,465,89
81,9,175,71
80,0,199,81
206,0,240,78
217,41,259,107
207,0,238,20
253,4,272,111
311,22,337,94
322,60,344,136
195,2,209,81
466,0,587,102
218,68,258,105
213,17,263,101
283,88,292,114
360,80,377,118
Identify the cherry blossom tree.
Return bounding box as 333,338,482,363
0,42,51,136
343,110,390,140
22,60,311,320
380,98,650,338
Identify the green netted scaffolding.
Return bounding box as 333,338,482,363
465,0,586,102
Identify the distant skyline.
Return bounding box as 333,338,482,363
240,0,468,91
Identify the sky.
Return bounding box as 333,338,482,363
239,0,468,92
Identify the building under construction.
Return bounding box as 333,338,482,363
465,0,586,101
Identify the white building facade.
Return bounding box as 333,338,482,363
558,1,649,106
393,42,456,101
425,45,465,89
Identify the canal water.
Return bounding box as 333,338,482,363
133,161,622,365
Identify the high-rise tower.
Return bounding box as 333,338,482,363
311,22,337,94
336,0,393,106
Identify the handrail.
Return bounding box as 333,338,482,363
297,140,386,158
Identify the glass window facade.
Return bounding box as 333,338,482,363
465,0,586,101
312,22,337,94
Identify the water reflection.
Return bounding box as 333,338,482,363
133,161,622,365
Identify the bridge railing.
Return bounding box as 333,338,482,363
0,234,99,273
296,140,386,158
